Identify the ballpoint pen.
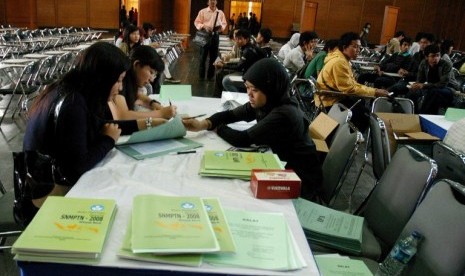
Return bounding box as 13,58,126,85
169,99,172,106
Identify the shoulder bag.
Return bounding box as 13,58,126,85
13,92,70,227
193,12,219,47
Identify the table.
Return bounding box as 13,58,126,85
420,114,453,140
18,95,319,276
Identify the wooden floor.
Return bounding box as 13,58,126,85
0,41,376,275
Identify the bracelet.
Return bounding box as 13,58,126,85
145,117,153,129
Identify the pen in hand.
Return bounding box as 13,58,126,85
169,99,172,106
182,114,207,120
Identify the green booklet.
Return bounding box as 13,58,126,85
117,138,202,160
202,198,236,253
315,255,373,276
12,196,117,261
116,116,186,146
116,116,203,159
200,151,284,180
204,209,306,271
293,198,364,255
118,217,203,267
131,194,220,254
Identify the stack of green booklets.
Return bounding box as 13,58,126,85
199,150,285,180
12,196,117,264
293,198,364,255
118,195,236,267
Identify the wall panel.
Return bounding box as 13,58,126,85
37,0,56,27
173,0,190,34
5,0,36,27
56,0,88,27
139,0,163,31
0,0,6,25
89,0,119,29
261,0,295,38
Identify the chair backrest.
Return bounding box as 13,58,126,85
327,102,352,125
321,122,363,205
401,179,465,276
362,145,437,248
432,141,465,183
371,97,414,114
369,113,391,180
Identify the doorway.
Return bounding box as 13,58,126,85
229,0,263,34
300,1,318,32
120,0,140,26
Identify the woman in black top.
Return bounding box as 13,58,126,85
183,58,322,200
24,42,165,207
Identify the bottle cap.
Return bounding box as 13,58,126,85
412,231,422,239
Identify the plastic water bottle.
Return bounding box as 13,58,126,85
375,231,422,276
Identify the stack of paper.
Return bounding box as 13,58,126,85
118,195,235,266
293,198,364,255
204,209,307,271
199,151,285,180
12,196,117,264
116,116,202,159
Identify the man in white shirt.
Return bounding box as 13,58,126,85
283,31,318,74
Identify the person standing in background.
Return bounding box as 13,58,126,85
359,22,371,47
194,0,227,80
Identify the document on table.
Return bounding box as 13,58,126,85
204,209,306,271
116,116,186,145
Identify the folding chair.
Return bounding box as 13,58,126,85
432,141,465,183
399,179,465,275
356,145,437,260
320,122,364,206
370,96,414,113
0,60,41,124
289,76,319,120
350,97,415,208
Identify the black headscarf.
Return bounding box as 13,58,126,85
242,58,291,116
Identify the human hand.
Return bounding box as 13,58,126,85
398,68,408,77
182,118,208,131
374,89,390,97
151,118,168,127
159,105,177,119
102,123,121,142
410,83,424,90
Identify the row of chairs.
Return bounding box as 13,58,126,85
1,26,104,59
0,47,80,125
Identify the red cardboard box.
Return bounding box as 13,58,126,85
250,169,301,199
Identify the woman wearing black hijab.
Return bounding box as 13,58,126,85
183,58,322,200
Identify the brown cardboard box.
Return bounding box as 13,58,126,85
376,113,439,156
308,113,339,152
376,113,440,141
250,169,301,199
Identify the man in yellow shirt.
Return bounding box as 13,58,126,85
316,32,389,131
